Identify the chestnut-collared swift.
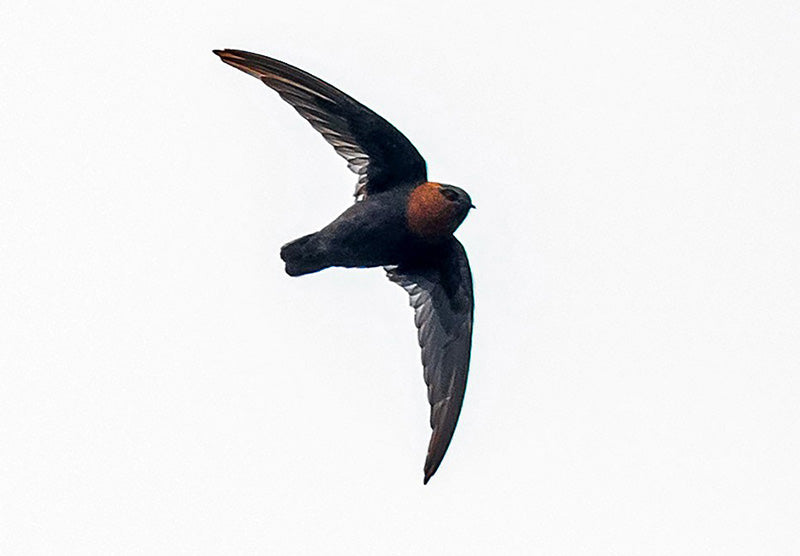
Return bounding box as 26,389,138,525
214,49,475,484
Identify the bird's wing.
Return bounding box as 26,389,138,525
386,238,474,484
214,49,427,199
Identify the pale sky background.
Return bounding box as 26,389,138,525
1,1,799,554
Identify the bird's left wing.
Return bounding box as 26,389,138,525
213,49,427,199
386,238,474,484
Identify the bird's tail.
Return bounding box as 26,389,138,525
280,232,329,276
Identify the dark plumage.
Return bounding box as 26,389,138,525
214,49,475,484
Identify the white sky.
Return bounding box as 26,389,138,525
1,1,799,554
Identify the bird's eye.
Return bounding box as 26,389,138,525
440,188,459,202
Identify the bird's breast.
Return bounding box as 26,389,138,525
406,182,458,239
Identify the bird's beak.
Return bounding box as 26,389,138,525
470,203,476,209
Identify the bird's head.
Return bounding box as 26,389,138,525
407,181,474,239
438,184,475,228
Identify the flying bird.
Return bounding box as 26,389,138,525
214,49,475,484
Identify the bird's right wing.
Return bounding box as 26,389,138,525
214,49,428,199
386,238,474,484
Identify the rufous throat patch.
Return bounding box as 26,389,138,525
406,182,458,239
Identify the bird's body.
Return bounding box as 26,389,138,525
214,49,475,483
282,185,411,275
281,182,470,276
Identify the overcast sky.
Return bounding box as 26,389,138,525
2,1,799,554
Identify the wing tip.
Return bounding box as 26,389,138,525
213,49,266,79
212,48,240,61
423,454,442,485
213,48,242,57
